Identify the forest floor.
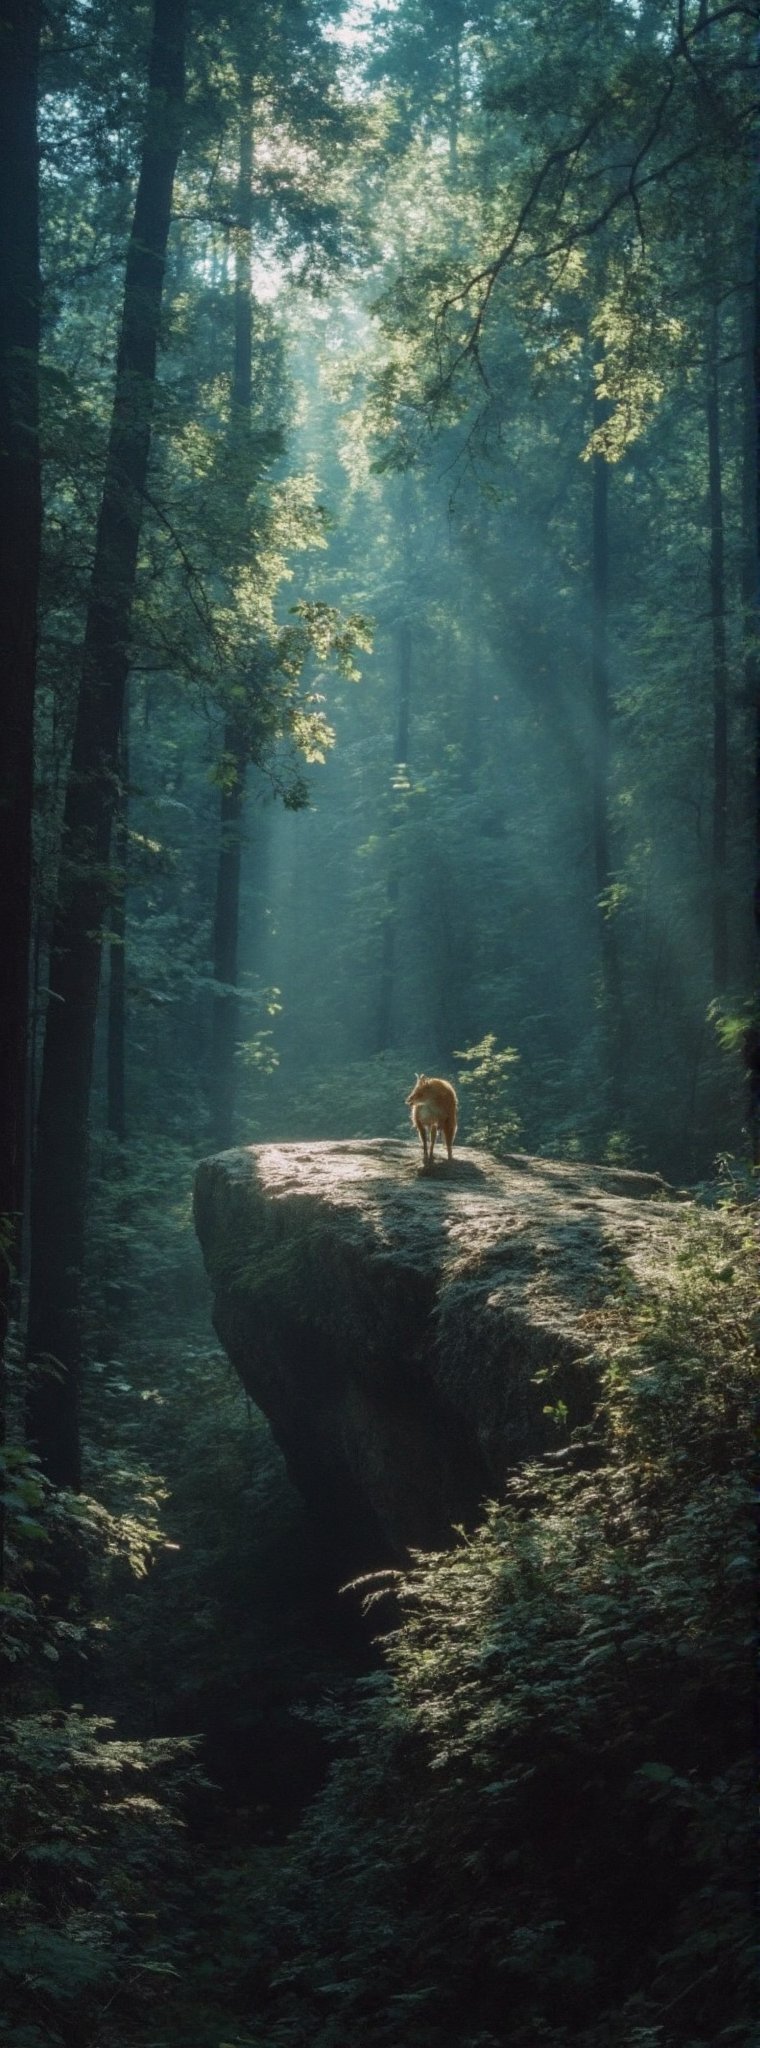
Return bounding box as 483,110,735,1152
3,1152,756,2048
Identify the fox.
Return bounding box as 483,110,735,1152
405,1073,458,1171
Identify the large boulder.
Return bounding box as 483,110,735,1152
193,1140,685,1563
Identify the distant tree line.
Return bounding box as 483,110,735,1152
0,0,756,1498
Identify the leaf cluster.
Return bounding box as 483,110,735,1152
455,1032,522,1149
245,1201,756,2048
0,1703,200,2048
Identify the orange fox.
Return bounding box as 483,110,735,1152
405,1073,458,1170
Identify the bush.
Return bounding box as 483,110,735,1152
247,1200,756,2048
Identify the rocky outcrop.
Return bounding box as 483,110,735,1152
193,1140,686,1563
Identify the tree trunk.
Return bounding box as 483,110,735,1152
738,268,758,984
0,0,41,1579
209,82,253,1149
244,773,275,979
107,695,129,1145
26,0,187,1489
591,386,624,1117
375,617,413,1052
748,180,760,968
209,727,246,1149
745,168,760,1162
706,298,730,992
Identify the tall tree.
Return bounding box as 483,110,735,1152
705,292,730,992
0,0,41,1580
106,694,129,1146
204,0,359,1143
741,250,759,952
591,377,624,1112
375,610,413,1051
746,91,760,1161
26,0,187,1488
209,70,254,1152
0,0,42,1322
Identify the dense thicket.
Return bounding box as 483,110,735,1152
1,3,756,2045
253,1210,755,2048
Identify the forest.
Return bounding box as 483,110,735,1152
0,0,757,2044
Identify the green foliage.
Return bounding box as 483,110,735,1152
238,1050,418,1143
237,1029,281,1076
2,1250,355,2047
0,1208,15,1279
0,1705,200,2048
0,1425,205,2048
237,986,284,1077
85,1138,206,1334
244,1202,755,2048
707,998,756,1058
455,1034,522,1151
17,3,758,2045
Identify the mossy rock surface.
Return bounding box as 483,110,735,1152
193,1139,686,1561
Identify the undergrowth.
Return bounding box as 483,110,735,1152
1,1176,755,2048
239,1203,757,2048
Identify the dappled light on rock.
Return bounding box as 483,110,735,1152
194,1138,686,1562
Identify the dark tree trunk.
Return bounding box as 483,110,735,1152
591,389,624,1117
745,167,760,1163
209,83,253,1150
209,727,246,1149
107,695,129,1145
740,273,758,980
751,188,760,967
375,617,412,1052
706,299,730,992
0,0,41,1579
244,774,275,979
26,0,187,1489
